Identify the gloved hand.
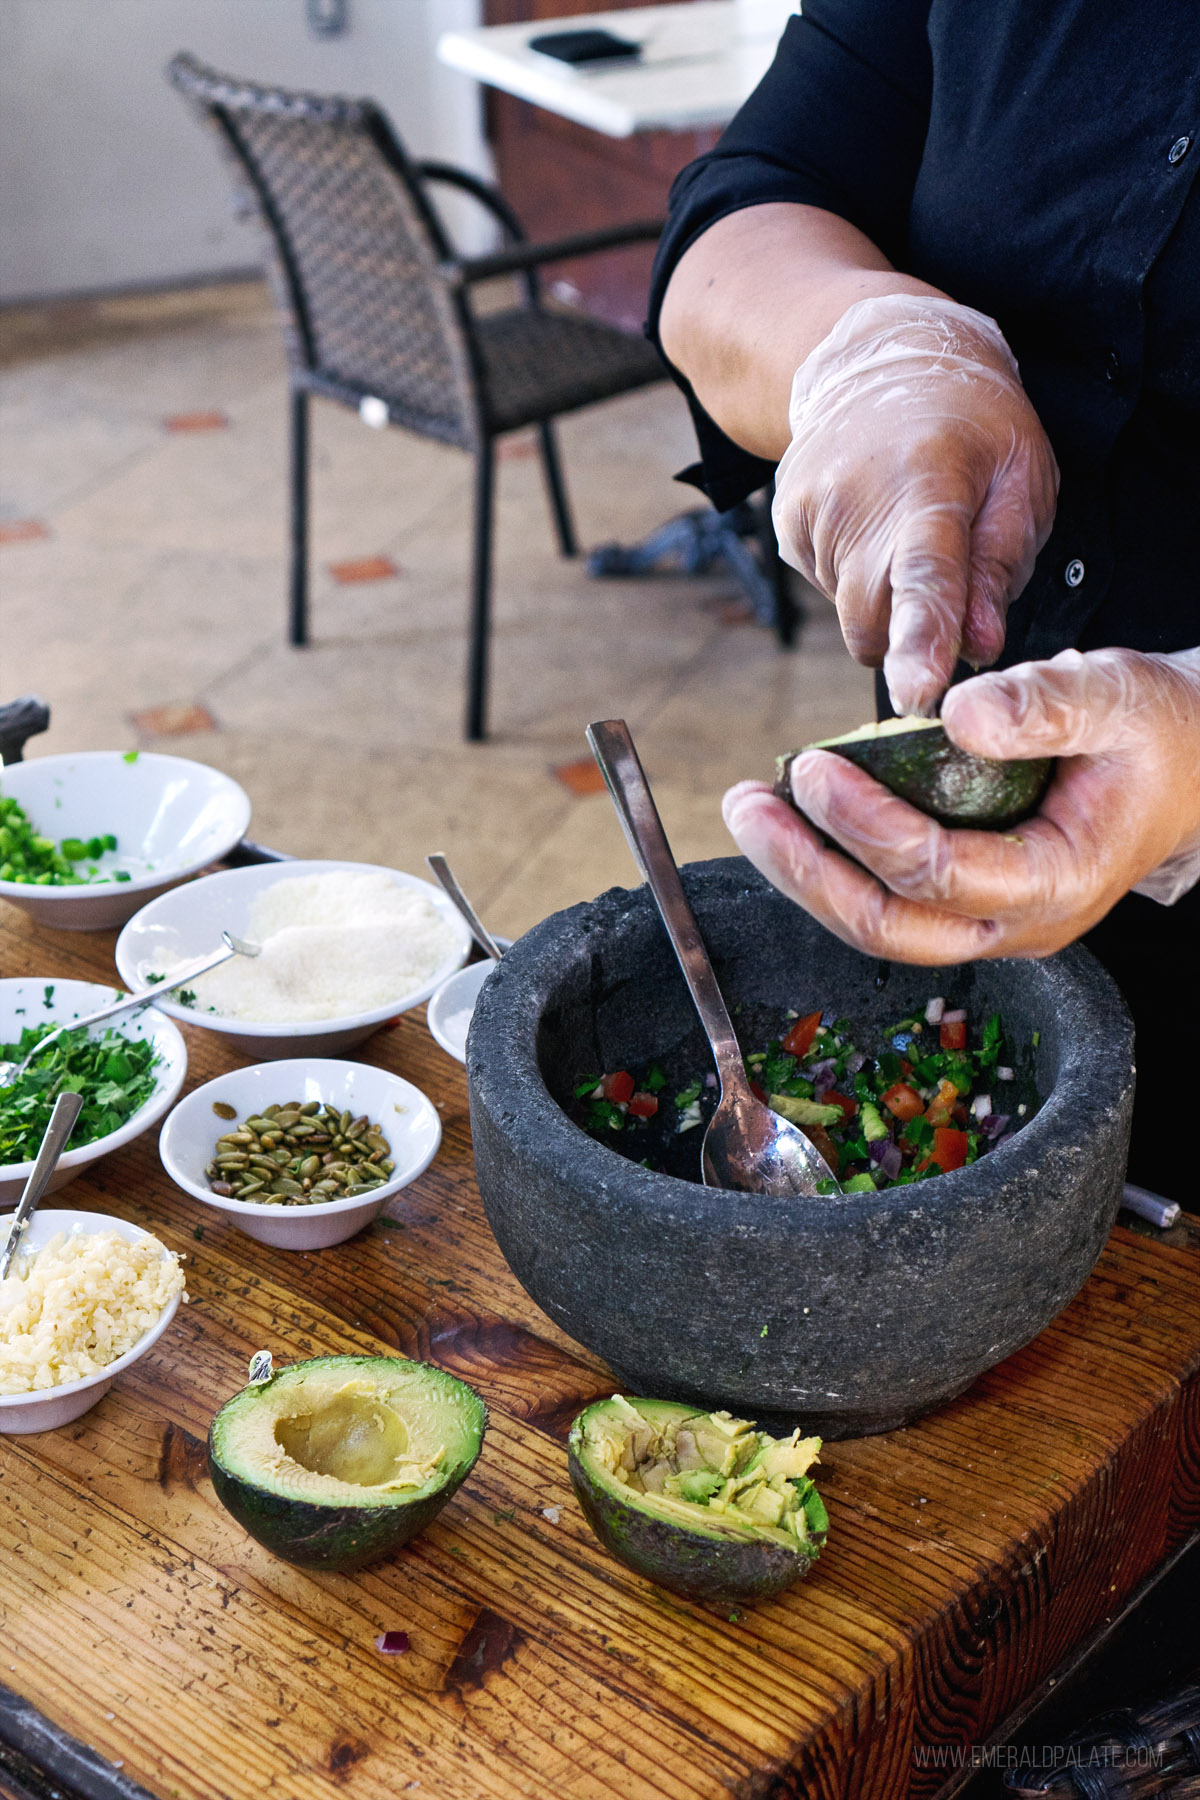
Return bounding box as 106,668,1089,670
771,293,1060,716
723,647,1200,962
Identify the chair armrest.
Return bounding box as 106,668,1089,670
414,161,528,244
441,219,665,286
0,695,51,766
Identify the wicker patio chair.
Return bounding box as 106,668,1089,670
167,53,667,740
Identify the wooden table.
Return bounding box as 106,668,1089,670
2,900,1198,1800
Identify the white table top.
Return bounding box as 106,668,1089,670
437,1,797,139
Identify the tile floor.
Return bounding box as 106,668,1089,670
0,279,873,938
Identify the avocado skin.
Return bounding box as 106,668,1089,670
567,1405,820,1606
207,1354,487,1572
775,723,1052,830
207,1450,475,1571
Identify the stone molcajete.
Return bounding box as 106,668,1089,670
467,859,1134,1438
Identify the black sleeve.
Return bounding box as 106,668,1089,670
647,0,934,510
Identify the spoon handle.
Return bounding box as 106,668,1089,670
586,721,745,1087
0,1090,84,1279
426,854,504,961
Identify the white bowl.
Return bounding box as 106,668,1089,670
0,1209,184,1433
114,860,471,1059
0,979,189,1206
159,1058,442,1249
0,752,252,931
426,943,511,1064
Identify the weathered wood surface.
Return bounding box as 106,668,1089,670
1,902,1198,1800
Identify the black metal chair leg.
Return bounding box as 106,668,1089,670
466,441,495,741
537,421,577,558
288,388,310,647
755,476,801,648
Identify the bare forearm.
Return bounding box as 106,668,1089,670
658,203,946,459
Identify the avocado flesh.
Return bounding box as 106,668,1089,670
569,1396,826,1604
209,1355,487,1570
775,715,1052,831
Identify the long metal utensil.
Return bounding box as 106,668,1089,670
0,931,259,1089
586,719,840,1199
426,853,505,961
0,1091,85,1279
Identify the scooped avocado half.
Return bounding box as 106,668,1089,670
208,1355,487,1571
775,715,1052,830
568,1395,827,1605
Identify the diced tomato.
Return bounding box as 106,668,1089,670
628,1091,659,1119
925,1079,959,1127
825,1090,858,1125
939,1018,967,1051
598,1070,635,1104
749,1079,769,1105
781,1010,822,1059
952,1102,969,1127
899,1058,913,1077
882,1082,924,1122
806,1123,839,1175
924,1127,968,1173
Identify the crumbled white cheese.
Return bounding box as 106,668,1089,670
183,871,456,1022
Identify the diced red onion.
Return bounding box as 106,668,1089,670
970,1094,992,1120
990,1132,1014,1150
869,1139,902,1181
924,996,945,1024
705,1072,718,1088
980,1114,1010,1140
808,1057,837,1094
996,1066,1014,1082
942,1008,966,1024
375,1631,410,1655
845,1050,866,1075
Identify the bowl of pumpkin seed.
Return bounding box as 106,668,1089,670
158,1059,442,1249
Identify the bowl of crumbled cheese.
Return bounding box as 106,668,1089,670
0,1211,186,1432
114,861,472,1059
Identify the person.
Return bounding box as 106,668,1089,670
648,0,1200,1199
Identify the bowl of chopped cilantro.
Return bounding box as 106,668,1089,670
0,752,251,931
0,979,188,1204
467,858,1136,1437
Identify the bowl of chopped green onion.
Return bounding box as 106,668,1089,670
0,979,189,1205
0,752,251,931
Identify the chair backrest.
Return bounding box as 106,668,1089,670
168,54,481,449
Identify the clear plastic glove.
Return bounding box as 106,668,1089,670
723,647,1200,963
771,293,1060,716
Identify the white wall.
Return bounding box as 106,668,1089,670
0,0,489,301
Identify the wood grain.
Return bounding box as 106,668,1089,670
1,907,1198,1800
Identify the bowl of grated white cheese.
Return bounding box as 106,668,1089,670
0,1211,186,1432
114,862,471,1059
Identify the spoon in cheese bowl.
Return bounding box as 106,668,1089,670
0,931,259,1089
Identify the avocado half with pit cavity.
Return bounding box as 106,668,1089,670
775,715,1052,830
568,1395,828,1605
208,1355,487,1571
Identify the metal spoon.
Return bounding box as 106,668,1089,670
425,853,504,961
0,931,260,1088
586,720,841,1199
0,1091,85,1278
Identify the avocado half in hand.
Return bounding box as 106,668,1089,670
568,1395,828,1606
208,1355,487,1572
775,715,1052,830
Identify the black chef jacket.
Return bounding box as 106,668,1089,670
647,0,1200,669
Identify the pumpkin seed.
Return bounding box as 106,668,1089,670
212,1100,239,1121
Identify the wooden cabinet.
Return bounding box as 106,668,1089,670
483,0,719,328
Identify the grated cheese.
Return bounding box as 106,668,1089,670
0,1227,186,1394
183,871,457,1022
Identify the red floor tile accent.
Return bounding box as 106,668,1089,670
552,758,607,797
0,519,50,545
163,410,229,432
129,703,216,736
328,555,400,584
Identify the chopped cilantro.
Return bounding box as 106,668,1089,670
0,1022,161,1164
123,750,139,763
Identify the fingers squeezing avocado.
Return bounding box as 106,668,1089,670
776,716,1051,831
569,1395,828,1605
